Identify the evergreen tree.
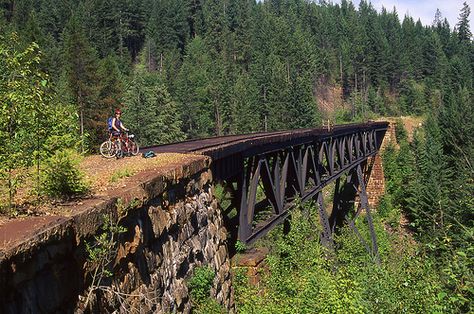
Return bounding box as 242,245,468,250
228,0,253,68
124,62,184,146
438,88,474,241
230,72,260,134
186,0,205,38
422,32,448,90
203,0,230,56
37,0,72,41
146,0,189,54
97,54,124,130
456,2,472,43
408,116,452,239
175,36,214,138
62,13,100,149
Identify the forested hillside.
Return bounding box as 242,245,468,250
1,0,472,145
1,0,473,311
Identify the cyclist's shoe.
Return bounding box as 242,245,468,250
116,150,124,159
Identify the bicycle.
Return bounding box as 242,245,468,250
99,132,139,158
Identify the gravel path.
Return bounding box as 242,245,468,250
80,153,196,194
0,153,199,223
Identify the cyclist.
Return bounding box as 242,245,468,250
111,108,129,136
111,108,129,157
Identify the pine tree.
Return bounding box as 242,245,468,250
203,0,230,57
175,36,214,138
438,89,474,239
124,61,184,146
456,2,472,43
409,116,452,238
422,32,448,89
146,0,189,54
230,72,260,134
228,0,253,68
186,0,205,38
97,54,124,132
37,0,73,41
62,13,100,149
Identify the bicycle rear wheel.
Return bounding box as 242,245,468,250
100,140,117,158
129,140,139,156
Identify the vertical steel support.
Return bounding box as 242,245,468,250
330,177,341,233
356,164,380,264
317,191,334,250
238,163,249,241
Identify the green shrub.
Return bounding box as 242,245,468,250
235,240,247,253
83,213,127,309
188,266,215,304
193,299,225,314
377,195,401,228
234,204,452,313
42,149,89,198
394,118,408,142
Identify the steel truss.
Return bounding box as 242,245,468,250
221,127,384,260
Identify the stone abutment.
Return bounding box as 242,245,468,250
0,156,235,313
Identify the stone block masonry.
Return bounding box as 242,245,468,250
366,121,397,209
0,155,235,313
366,155,386,209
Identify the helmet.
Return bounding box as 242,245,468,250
115,108,122,115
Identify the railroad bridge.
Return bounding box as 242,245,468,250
0,121,389,313
150,121,389,260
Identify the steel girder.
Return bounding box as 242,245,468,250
230,128,382,246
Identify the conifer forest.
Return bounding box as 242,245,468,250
0,0,473,312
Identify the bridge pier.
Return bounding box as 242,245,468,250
365,154,385,209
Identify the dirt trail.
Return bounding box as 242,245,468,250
80,153,196,194
376,116,424,141
398,116,423,141
0,153,198,225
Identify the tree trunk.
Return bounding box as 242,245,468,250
355,71,358,93
339,55,343,84
215,102,222,136
287,61,290,83
79,89,84,153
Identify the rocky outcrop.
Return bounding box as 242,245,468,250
0,156,234,313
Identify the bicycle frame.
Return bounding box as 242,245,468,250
109,132,133,154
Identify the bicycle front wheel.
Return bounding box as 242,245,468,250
100,140,117,158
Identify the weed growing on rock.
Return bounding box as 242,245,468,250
235,240,247,253
188,266,225,312
188,266,215,303
110,167,133,183
83,213,127,309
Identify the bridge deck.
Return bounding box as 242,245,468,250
146,122,388,160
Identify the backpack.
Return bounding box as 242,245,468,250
142,151,156,158
107,117,114,131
